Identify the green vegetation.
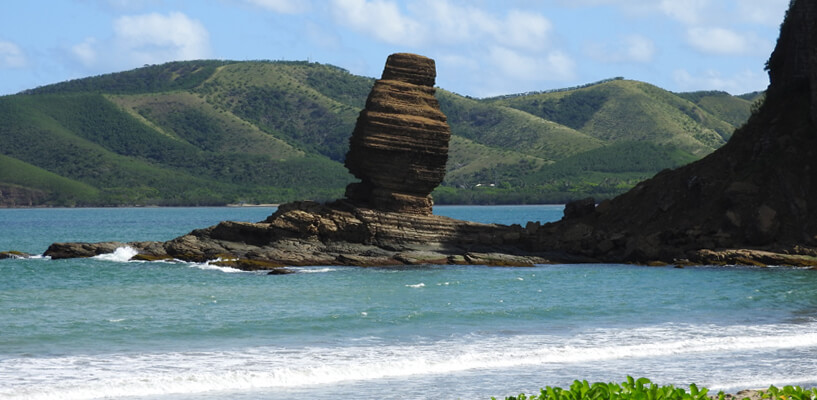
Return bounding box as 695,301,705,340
493,377,817,400
490,80,734,156
22,60,231,94
675,90,754,127
0,60,756,206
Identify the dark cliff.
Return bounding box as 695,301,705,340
536,0,817,265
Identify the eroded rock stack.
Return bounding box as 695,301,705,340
41,53,547,269
344,53,451,215
36,2,817,269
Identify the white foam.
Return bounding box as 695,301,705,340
4,322,817,399
92,246,138,262
708,373,817,392
187,259,244,273
405,283,425,288
296,267,339,273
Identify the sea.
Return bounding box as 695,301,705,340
2,205,817,400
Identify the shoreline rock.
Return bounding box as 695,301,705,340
530,0,817,268
0,250,32,259
41,199,817,270
44,200,560,270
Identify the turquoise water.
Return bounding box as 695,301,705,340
1,205,817,399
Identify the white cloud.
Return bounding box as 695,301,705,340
0,40,26,68
586,34,655,63
686,27,760,55
71,38,98,67
437,54,480,72
421,2,551,50
419,1,494,44
659,0,711,25
329,0,426,46
68,12,210,71
80,0,162,12
246,0,310,14
306,21,341,49
673,68,768,94
502,10,551,51
113,12,211,65
737,0,790,26
330,0,552,51
489,46,575,82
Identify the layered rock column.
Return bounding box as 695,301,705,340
344,53,451,215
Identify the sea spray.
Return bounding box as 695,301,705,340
92,246,138,262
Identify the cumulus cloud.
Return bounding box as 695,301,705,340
737,0,790,26
685,27,763,55
329,0,426,46
327,0,570,95
673,68,768,94
113,12,211,64
80,0,162,12
246,0,310,14
658,0,710,25
586,34,655,63
489,46,575,82
421,1,553,50
501,10,552,51
437,54,480,71
330,0,553,50
68,12,210,71
71,38,98,67
0,40,26,68
418,1,492,44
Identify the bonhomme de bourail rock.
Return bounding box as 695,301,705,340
40,1,817,269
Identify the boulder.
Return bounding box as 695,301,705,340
0,250,31,259
45,241,128,259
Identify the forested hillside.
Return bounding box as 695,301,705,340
0,60,756,206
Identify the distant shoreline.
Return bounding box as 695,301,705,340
0,203,564,209
225,203,280,207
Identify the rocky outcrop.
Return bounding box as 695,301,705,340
0,251,31,259
535,0,817,265
0,184,47,208
40,53,554,269
344,53,451,215
44,200,555,268
33,2,817,269
45,241,129,259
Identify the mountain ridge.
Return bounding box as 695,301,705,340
0,59,756,207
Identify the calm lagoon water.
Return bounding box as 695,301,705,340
1,205,816,399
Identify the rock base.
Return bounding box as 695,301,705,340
44,200,558,270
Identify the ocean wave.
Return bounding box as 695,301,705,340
3,322,817,399
296,267,339,273
186,259,244,274
91,246,138,262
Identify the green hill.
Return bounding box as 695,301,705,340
0,61,755,206
488,79,734,156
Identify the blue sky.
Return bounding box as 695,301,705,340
0,0,789,98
